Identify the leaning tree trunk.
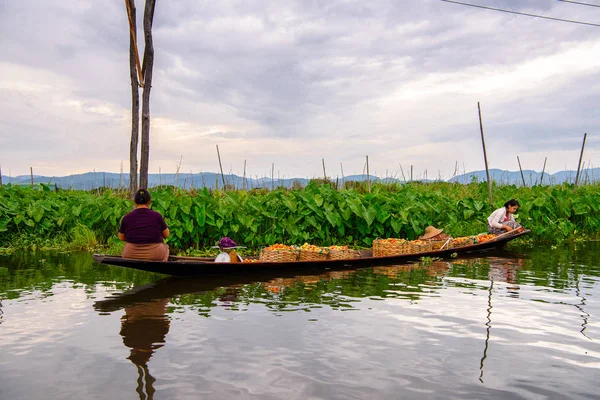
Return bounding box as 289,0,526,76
126,0,140,199
139,0,155,190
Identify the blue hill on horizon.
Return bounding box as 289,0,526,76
1,168,598,190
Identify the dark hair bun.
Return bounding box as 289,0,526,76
134,188,152,205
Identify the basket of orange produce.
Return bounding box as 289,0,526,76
327,245,361,260
259,244,300,262
298,243,329,261
451,236,477,248
372,238,411,257
474,233,496,244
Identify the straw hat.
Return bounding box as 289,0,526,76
419,226,443,240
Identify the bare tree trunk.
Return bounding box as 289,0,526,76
126,0,140,198
139,0,156,190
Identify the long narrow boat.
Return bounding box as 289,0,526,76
92,230,529,277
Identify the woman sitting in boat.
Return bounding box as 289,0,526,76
487,199,523,234
118,188,170,261
418,226,452,241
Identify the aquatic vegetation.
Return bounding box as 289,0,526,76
1,181,599,252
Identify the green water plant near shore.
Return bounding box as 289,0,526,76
1,181,599,252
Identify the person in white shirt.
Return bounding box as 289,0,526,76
487,199,522,234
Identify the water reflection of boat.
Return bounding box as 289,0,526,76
92,230,530,277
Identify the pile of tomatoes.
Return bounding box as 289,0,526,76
328,245,349,250
475,234,496,243
300,243,323,252
264,244,296,251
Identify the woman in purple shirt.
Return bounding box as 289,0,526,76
119,189,170,261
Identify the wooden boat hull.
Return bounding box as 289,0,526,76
92,230,529,277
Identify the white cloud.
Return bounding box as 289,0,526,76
1,0,600,179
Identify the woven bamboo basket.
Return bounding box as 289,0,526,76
299,248,329,261
259,247,300,262
451,236,476,248
429,239,454,251
372,239,411,257
409,241,433,253
327,248,361,260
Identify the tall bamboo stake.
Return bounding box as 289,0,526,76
30,167,34,187
216,145,226,188
540,157,547,185
271,163,274,190
477,102,493,205
477,102,493,206
175,155,183,187
0,165,2,187
410,165,413,182
517,156,526,187
366,155,371,193
399,164,406,183
452,161,458,182
243,159,247,190
322,158,327,180
340,163,345,189
575,133,587,189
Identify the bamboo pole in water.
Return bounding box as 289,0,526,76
540,157,547,185
399,164,406,183
477,102,493,206
216,145,226,189
517,156,526,187
243,159,247,190
175,155,183,187
366,155,371,193
575,133,587,189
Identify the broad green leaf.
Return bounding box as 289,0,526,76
194,204,206,227
180,196,192,215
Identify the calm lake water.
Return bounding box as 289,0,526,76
1,244,599,400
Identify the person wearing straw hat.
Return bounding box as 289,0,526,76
418,226,451,241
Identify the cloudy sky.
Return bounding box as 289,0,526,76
1,0,599,180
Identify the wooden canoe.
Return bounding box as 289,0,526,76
92,230,529,277
93,230,530,276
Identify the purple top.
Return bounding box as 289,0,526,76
119,208,168,244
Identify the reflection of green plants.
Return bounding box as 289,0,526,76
419,256,441,265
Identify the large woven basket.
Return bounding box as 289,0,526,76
429,239,454,251
372,239,411,257
299,248,329,261
451,236,476,248
259,247,299,262
408,241,433,253
327,248,361,260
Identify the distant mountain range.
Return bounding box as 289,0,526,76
1,168,598,190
